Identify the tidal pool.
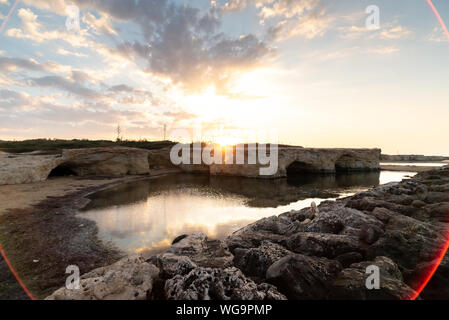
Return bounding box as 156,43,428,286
79,171,414,254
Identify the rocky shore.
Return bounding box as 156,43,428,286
47,165,449,300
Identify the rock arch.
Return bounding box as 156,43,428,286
48,163,78,177
286,161,320,175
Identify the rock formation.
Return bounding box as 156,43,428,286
148,146,381,178
46,256,159,300
0,153,63,185
0,147,150,185
61,147,149,176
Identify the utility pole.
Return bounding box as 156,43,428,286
163,124,167,141
116,124,122,142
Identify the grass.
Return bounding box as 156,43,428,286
0,139,175,154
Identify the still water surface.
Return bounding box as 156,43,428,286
79,171,414,254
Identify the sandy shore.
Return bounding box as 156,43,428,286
0,168,182,216
0,177,124,216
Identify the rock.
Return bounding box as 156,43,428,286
424,192,449,204
156,234,234,270
0,153,63,185
359,224,384,245
149,252,197,279
226,216,294,251
211,147,381,178
233,241,293,279
152,146,380,178
265,254,342,299
411,200,426,208
165,267,286,300
46,256,159,300
366,229,442,272
0,147,150,185
424,202,449,222
330,256,416,300
410,253,449,299
61,147,149,176
286,232,364,258
147,146,177,169
335,252,364,267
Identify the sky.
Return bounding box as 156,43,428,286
0,0,448,155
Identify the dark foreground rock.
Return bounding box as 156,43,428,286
47,165,449,300
165,267,286,300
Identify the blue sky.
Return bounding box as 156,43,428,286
0,0,448,155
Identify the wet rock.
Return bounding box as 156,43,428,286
165,267,286,300
46,256,159,300
330,256,416,300
265,254,341,299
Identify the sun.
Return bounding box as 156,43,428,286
213,135,241,147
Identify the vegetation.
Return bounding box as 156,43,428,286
0,139,175,154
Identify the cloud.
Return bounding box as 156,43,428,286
6,8,91,47
82,12,118,36
266,8,331,41
339,21,412,40
0,89,32,110
380,25,412,39
27,75,102,99
108,83,155,105
427,26,448,43
57,48,88,57
15,0,330,94
88,1,275,94
221,0,331,41
0,56,71,73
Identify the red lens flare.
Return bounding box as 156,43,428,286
409,0,449,300
427,0,449,41
0,245,35,300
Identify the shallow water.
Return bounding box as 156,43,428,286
79,171,414,254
